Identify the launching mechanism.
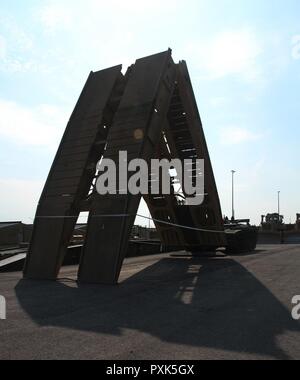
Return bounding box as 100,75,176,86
24,50,254,285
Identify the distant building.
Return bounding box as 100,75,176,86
0,222,23,247
131,225,158,241
259,213,300,244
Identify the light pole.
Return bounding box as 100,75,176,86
278,191,281,217
231,170,236,221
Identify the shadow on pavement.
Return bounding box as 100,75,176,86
15,256,300,359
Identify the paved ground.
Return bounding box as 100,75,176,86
0,244,300,360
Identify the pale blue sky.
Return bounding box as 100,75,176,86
0,0,299,226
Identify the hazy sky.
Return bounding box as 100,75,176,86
0,0,299,226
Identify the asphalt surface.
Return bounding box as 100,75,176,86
0,244,300,360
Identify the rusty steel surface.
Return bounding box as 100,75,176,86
24,50,225,284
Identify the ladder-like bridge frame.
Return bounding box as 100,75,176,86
24,50,225,284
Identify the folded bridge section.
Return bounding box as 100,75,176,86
24,50,225,284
